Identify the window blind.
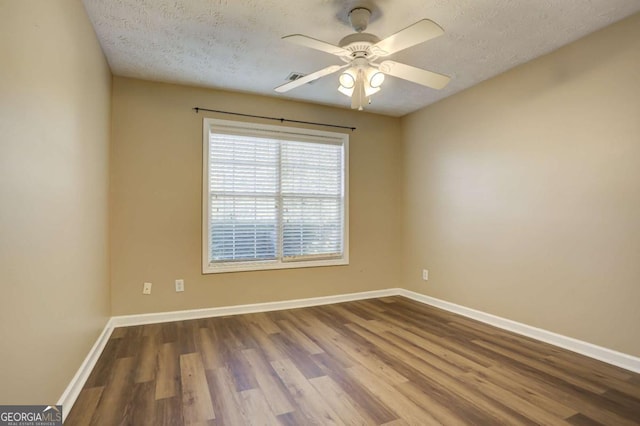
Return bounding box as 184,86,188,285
206,121,346,269
209,133,279,262
281,141,343,260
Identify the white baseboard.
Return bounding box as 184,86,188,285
398,289,640,374
59,287,640,419
111,288,399,327
57,318,114,422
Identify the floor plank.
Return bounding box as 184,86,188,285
271,357,341,424
155,342,180,400
347,364,442,425
241,348,295,416
208,366,247,425
180,352,216,424
308,374,376,425
239,388,281,426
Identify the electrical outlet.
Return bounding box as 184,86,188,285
143,282,152,295
422,269,429,281
175,279,185,292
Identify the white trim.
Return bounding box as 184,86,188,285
111,288,397,327
203,257,349,274
57,318,114,422
201,117,350,275
202,117,210,274
398,289,640,374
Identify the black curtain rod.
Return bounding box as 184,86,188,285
193,107,356,131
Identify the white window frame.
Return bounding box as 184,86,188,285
202,118,349,274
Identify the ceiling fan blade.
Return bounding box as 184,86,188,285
274,64,345,93
379,60,451,89
371,19,444,56
283,34,351,57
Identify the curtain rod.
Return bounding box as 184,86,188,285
193,107,356,131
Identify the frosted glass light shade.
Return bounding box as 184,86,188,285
369,71,385,88
339,70,356,89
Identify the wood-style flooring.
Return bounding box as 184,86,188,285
65,296,640,425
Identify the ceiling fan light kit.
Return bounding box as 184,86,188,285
274,6,451,111
336,59,385,110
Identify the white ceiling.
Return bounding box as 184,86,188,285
83,0,640,117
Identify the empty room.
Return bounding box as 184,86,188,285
1,0,640,424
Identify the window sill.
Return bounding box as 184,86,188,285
202,257,349,274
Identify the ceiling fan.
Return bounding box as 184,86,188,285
274,7,451,110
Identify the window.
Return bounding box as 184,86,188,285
202,118,349,273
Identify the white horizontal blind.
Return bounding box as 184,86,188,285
281,141,343,260
209,133,279,262
206,121,346,269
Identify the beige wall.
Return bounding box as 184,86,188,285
0,0,111,403
402,13,640,356
110,77,402,315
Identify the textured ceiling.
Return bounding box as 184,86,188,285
82,0,640,116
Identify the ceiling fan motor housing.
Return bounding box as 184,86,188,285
339,32,380,60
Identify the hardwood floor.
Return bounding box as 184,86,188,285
66,297,640,425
